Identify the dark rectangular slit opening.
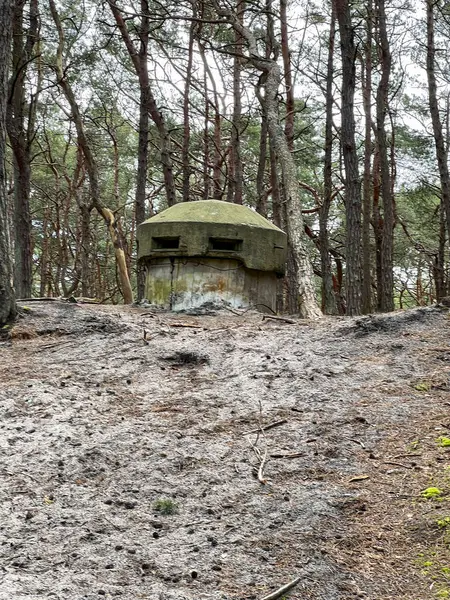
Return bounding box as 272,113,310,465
209,238,243,252
152,236,180,250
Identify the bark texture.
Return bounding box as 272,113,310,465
227,0,244,205
375,0,394,312
135,0,150,300
426,0,450,254
320,8,338,315
182,6,196,203
361,1,373,314
0,0,16,325
6,0,39,298
280,0,294,152
335,0,362,315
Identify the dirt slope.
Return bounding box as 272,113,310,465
0,302,449,600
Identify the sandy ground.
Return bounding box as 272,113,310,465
0,301,449,600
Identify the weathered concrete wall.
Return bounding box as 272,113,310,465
145,257,278,312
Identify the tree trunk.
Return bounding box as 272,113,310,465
361,0,373,313
108,0,176,207
255,0,275,219
136,85,148,300
280,0,294,152
227,0,244,204
372,147,383,303
375,0,394,312
50,0,133,304
134,1,151,300
182,6,196,203
335,0,362,315
6,0,39,298
0,0,16,325
198,40,224,200
202,68,210,200
426,0,450,251
256,112,268,217
320,7,338,315
263,65,321,318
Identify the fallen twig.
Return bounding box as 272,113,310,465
351,438,366,449
425,347,450,352
270,452,303,459
253,445,268,484
392,453,422,459
349,474,369,482
168,322,202,329
39,341,74,350
248,399,270,484
244,419,287,435
382,461,412,469
260,575,302,600
224,306,245,316
262,315,297,324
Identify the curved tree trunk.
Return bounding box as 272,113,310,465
0,0,16,325
50,0,133,304
263,64,321,318
108,0,176,208
216,1,321,318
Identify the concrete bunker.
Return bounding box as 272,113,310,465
137,200,287,312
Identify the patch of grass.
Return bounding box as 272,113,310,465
437,437,450,448
421,487,444,500
153,498,178,515
416,466,450,598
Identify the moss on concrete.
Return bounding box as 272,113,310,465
145,200,283,230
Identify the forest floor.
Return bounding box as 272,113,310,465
1,301,450,600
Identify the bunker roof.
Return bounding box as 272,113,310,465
146,199,284,231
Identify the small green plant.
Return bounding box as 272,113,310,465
421,487,444,499
153,498,178,515
408,440,421,451
437,437,450,448
437,517,450,528
414,381,431,392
